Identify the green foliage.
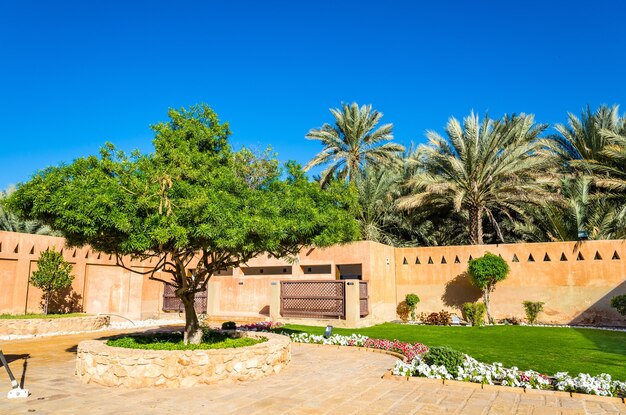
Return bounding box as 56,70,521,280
396,301,410,322
405,293,420,320
523,301,545,324
30,248,74,314
405,293,420,308
7,103,360,343
304,102,405,185
463,302,486,327
424,310,452,326
423,346,465,377
610,295,626,316
468,253,510,291
106,331,265,351
399,112,554,245
0,187,60,235
221,321,237,330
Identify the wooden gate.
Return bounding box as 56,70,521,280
280,281,345,319
162,284,208,314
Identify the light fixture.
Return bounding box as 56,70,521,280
323,325,333,338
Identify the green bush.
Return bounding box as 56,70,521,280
30,248,74,315
424,310,452,326
468,253,510,324
423,346,465,376
405,293,420,320
611,294,626,316
523,301,545,324
107,330,265,350
462,302,486,327
221,321,237,330
396,301,410,323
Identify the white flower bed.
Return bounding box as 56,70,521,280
288,332,369,347
393,355,626,397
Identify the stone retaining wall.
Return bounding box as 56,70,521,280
0,315,110,336
75,331,291,388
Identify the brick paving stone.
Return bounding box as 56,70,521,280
0,328,624,414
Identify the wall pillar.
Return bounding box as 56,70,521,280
269,282,280,321
207,281,220,316
345,281,360,327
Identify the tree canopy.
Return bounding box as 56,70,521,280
7,104,360,343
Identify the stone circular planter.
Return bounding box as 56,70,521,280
75,331,291,388
0,315,110,337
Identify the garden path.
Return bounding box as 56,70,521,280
0,327,623,414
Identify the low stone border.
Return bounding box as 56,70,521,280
293,342,407,362
381,372,626,405
0,315,110,337
76,331,291,388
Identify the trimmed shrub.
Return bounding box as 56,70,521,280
221,321,237,330
499,316,521,325
106,330,264,350
405,293,420,320
396,301,410,322
424,310,452,326
462,302,486,327
468,253,510,324
611,294,626,316
523,301,544,324
423,346,465,377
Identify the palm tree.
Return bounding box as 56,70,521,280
550,104,626,164
0,187,60,235
304,103,405,185
514,176,626,241
398,112,554,245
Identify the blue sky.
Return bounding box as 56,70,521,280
1,0,625,188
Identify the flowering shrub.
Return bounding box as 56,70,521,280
362,338,428,361
393,354,625,397
236,321,283,331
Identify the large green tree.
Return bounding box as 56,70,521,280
0,187,59,235
398,112,555,245
7,104,360,344
304,102,405,186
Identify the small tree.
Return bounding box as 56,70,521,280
30,248,74,315
404,293,420,320
468,253,510,324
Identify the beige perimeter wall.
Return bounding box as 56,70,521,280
1,231,625,326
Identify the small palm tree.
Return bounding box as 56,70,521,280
399,112,554,245
304,103,405,185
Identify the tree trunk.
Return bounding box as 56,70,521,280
44,292,50,315
180,293,203,345
483,289,493,325
469,205,484,245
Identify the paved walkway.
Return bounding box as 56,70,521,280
0,329,624,414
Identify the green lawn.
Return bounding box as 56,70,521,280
0,313,88,319
282,323,626,380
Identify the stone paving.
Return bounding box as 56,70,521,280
0,328,624,414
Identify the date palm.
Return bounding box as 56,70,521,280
398,112,554,245
550,104,626,164
514,176,626,241
304,103,405,185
